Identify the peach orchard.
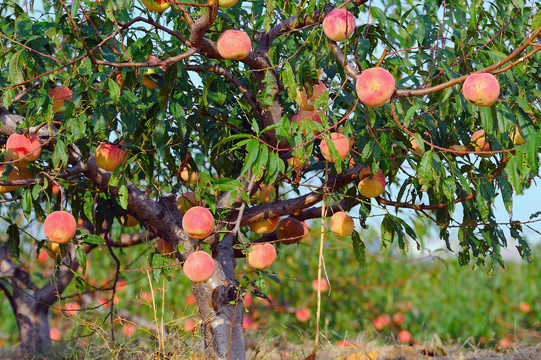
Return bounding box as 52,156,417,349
0,0,540,358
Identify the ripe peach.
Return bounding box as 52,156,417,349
322,9,356,42
244,294,253,307
52,183,61,197
320,132,350,162
0,166,21,194
179,164,199,185
64,302,80,316
392,312,404,325
329,211,354,237
248,217,280,234
511,126,525,145
292,109,323,135
47,85,73,113
356,67,395,108
500,338,513,348
186,293,196,305
156,238,174,255
217,30,251,60
519,302,531,313
95,142,128,171
471,130,493,158
183,250,215,283
295,308,311,322
246,243,276,269
184,319,196,332
276,217,305,245
358,167,385,198
119,214,138,227
463,73,500,107
409,135,422,155
141,0,170,12
36,250,49,266
6,133,41,162
182,206,215,239
44,211,77,244
116,73,124,87
123,323,136,337
311,278,329,292
177,192,198,216
242,316,253,331
219,0,238,7
373,313,391,330
398,329,412,343
255,184,275,203
142,68,159,89
296,81,328,111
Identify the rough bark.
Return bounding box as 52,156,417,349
193,234,245,360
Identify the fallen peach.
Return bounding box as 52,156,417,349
6,133,42,162
248,217,280,234
463,73,500,107
95,142,128,172
356,67,395,108
398,330,412,343
320,132,350,162
183,250,215,282
329,211,354,237
358,167,385,198
182,206,215,239
44,211,77,244
217,30,251,60
322,9,356,42
276,217,305,245
295,308,311,322
247,243,276,269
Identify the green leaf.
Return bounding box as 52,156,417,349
380,214,394,250
240,139,260,177
119,185,128,209
52,138,68,169
108,77,121,103
8,51,24,85
7,224,20,259
81,234,104,245
257,71,274,109
83,191,93,221
76,246,87,275
351,230,366,268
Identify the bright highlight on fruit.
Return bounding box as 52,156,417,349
462,73,500,107
247,243,276,269
217,30,251,60
322,9,356,42
44,211,77,244
6,133,42,163
358,167,386,198
356,67,396,108
182,206,215,239
183,250,215,282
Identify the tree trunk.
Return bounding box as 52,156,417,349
12,291,52,354
193,234,246,360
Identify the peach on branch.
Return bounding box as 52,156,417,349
462,73,500,107
156,238,174,255
95,142,128,171
248,217,280,235
246,243,276,269
0,166,21,194
320,132,350,162
329,211,354,237
46,241,67,258
179,164,199,185
510,125,525,145
141,0,170,12
119,214,139,227
296,81,328,111
44,211,77,244
6,133,42,162
142,68,159,89
183,250,215,282
182,206,215,239
177,192,198,216
356,67,395,108
219,0,238,7
470,130,493,158
322,9,356,42
292,109,323,135
358,167,385,198
217,30,251,60
254,184,275,203
47,85,73,113
276,217,305,245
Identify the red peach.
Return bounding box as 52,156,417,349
49,328,61,341
337,340,353,347
322,9,356,42
311,278,329,292
184,319,196,332
356,67,396,108
471,130,493,158
123,323,136,336
95,142,128,172
329,211,355,237
177,192,198,216
141,291,152,303
500,338,513,348
247,243,276,269
44,211,77,244
320,132,350,162
36,250,49,266
64,302,80,316
519,302,531,313
358,167,385,198
156,238,174,255
242,317,252,331
116,73,124,87
217,30,251,61
296,81,328,111
52,183,61,197
6,133,41,162
398,329,412,343
248,217,280,235
392,312,404,325
186,293,196,305
244,294,253,307
292,109,323,135
182,206,215,239
295,308,311,322
48,85,73,113
276,217,305,245
463,73,500,107
141,0,170,12
183,251,215,283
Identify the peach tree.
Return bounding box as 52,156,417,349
0,0,540,358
